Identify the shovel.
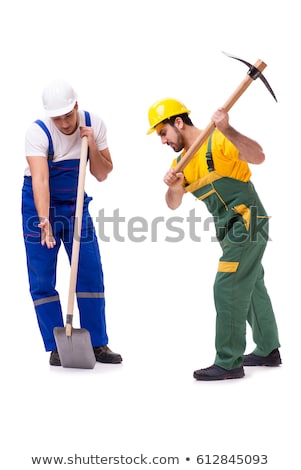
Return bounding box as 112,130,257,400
53,136,96,369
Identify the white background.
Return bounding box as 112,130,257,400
1,0,299,468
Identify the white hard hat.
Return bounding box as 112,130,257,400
42,79,77,117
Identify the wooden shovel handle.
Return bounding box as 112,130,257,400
174,59,267,173
66,136,88,336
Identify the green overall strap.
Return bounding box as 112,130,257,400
206,132,214,172
178,132,215,172
176,154,182,165
176,133,214,185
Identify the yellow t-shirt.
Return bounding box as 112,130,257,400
171,130,252,184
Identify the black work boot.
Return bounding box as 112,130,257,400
93,346,122,364
193,364,245,381
49,350,61,366
243,348,281,366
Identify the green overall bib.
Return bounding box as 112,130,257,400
185,134,280,369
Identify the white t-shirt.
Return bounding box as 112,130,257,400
24,110,108,176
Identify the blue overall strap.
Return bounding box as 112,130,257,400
34,111,91,161
206,132,214,172
84,111,91,126
83,111,91,159
34,119,54,160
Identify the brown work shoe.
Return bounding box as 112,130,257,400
93,345,122,364
49,350,61,366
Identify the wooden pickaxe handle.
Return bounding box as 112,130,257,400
174,59,267,173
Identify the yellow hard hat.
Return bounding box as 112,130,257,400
147,98,191,134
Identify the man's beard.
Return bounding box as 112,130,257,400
171,128,185,152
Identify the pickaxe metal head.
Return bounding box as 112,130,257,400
173,51,277,173
222,51,277,102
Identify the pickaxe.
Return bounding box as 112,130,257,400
174,51,277,173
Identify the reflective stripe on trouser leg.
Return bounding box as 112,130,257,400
77,294,108,346
34,297,64,351
213,239,279,370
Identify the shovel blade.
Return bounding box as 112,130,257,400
53,327,96,369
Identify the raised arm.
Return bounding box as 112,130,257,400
211,108,265,164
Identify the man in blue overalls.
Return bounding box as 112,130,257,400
22,79,122,366
147,98,281,381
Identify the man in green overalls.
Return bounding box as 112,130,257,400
147,98,281,381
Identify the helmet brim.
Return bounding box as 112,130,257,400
44,100,76,118
146,127,156,135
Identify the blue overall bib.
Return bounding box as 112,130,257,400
22,113,108,351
